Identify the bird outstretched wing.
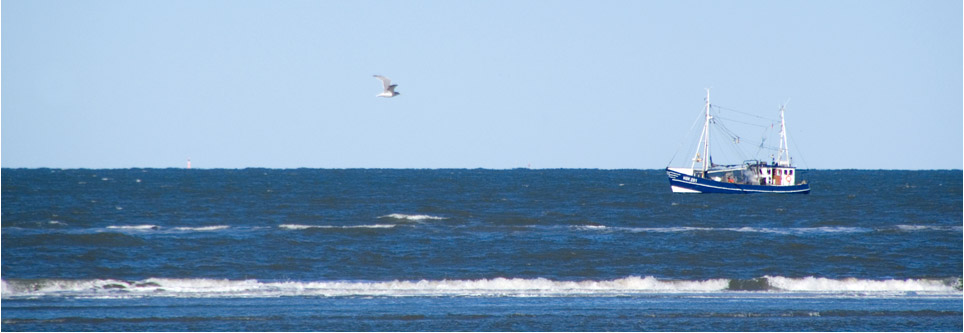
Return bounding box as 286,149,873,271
373,75,392,91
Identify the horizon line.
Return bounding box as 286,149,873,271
2,167,962,172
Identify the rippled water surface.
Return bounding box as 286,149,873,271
2,169,961,331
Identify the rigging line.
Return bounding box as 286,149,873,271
708,121,749,165
714,120,741,143
786,127,810,170
713,104,778,122
714,116,757,148
721,138,749,164
727,129,750,162
753,138,766,158
754,144,783,162
714,115,771,128
756,127,781,151
665,105,707,167
752,120,779,158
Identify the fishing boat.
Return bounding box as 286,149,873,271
666,90,810,194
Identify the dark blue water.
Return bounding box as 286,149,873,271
2,169,962,331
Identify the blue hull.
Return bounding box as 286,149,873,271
667,168,810,194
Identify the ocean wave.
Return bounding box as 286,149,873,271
894,225,962,232
729,227,872,235
624,226,713,233
379,214,447,221
576,226,872,235
574,225,608,231
106,225,159,230
172,225,230,232
3,276,959,299
278,224,396,230
763,276,959,292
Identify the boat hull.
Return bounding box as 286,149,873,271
666,168,810,194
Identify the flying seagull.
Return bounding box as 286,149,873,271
373,75,400,98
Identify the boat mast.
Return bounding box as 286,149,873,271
703,89,711,172
690,89,712,173
776,105,791,167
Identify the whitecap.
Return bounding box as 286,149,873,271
1,278,132,296
106,225,158,230
279,224,396,230
764,276,959,293
895,224,960,232
806,226,870,233
172,225,230,232
278,224,316,230
379,214,447,221
1,276,728,298
4,276,959,299
896,224,930,231
625,227,713,233
722,227,870,235
619,226,869,235
352,224,396,229
575,225,608,231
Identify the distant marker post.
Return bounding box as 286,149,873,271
187,158,192,169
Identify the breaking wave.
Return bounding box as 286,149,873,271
106,225,159,230
574,225,873,235
894,224,962,232
763,276,959,292
574,225,608,231
3,276,959,299
172,225,230,232
379,214,447,221
278,224,396,230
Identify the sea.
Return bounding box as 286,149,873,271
1,168,961,331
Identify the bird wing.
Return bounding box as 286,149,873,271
373,75,392,91
387,84,398,93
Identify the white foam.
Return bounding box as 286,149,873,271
279,224,396,230
1,278,132,295
765,276,958,292
0,276,727,298
575,225,608,231
278,224,314,230
725,227,870,235
172,225,230,232
795,227,870,234
3,276,958,299
353,224,396,229
625,227,713,233
379,214,447,221
896,224,929,231
106,225,158,230
895,224,961,232
611,226,870,235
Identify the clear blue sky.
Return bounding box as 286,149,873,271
3,0,961,169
